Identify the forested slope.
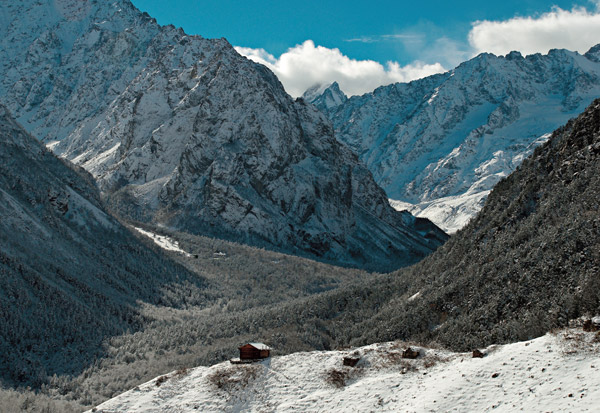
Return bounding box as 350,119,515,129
313,98,600,350
0,106,208,388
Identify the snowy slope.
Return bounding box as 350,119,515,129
388,133,551,233
89,327,600,412
0,0,447,271
389,190,491,235
388,131,551,233
308,48,600,232
133,226,192,257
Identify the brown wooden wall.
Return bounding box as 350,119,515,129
239,345,270,360
240,347,260,360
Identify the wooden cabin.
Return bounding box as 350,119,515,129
239,342,271,360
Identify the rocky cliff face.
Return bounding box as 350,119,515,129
308,49,600,232
0,0,446,271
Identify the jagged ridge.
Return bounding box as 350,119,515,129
308,48,600,233
0,0,447,271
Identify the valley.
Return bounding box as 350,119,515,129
1,1,599,412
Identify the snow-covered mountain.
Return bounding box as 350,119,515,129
307,47,600,232
302,81,348,113
89,327,600,412
0,105,206,386
0,0,446,270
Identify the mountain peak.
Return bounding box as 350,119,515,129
505,50,523,60
302,81,348,114
302,82,336,100
0,1,446,271
584,43,600,62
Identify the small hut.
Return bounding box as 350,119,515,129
239,342,271,360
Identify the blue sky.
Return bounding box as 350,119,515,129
131,0,600,96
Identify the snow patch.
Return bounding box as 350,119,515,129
134,227,191,257
427,86,440,104
45,140,61,151
82,142,120,175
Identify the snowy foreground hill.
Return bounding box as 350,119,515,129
90,328,600,413
307,46,600,233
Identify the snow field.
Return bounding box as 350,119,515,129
90,328,600,412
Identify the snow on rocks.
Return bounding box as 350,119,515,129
88,328,600,412
0,0,447,271
308,46,600,233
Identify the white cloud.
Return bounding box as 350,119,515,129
343,36,379,44
235,5,600,98
344,34,423,44
235,40,446,97
234,46,277,65
469,6,600,56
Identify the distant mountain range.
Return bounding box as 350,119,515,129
0,0,446,271
305,46,600,232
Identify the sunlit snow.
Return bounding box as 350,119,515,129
133,227,191,257
89,328,600,412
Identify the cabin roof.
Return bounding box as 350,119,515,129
240,342,270,350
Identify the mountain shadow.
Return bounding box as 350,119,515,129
0,106,209,387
